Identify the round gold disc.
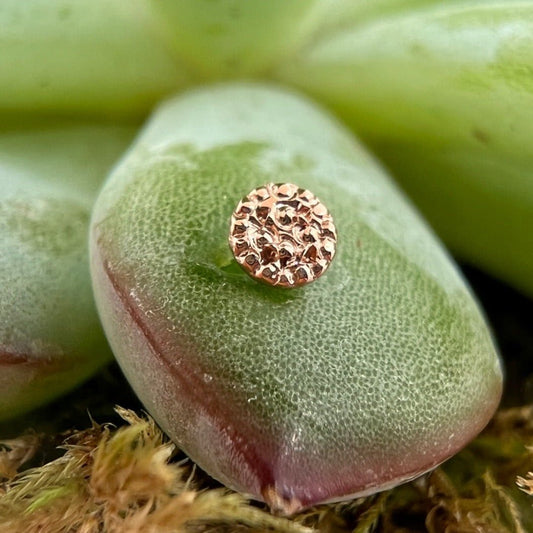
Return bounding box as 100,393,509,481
228,183,337,288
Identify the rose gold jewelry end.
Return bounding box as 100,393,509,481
228,183,337,288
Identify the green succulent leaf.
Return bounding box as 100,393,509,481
148,0,325,79
276,1,533,295
90,83,502,512
0,0,190,118
0,122,136,420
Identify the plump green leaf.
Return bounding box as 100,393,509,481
147,0,324,79
276,1,533,295
0,122,136,420
90,84,502,512
0,0,190,118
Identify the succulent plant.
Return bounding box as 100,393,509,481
90,85,502,511
1,0,530,513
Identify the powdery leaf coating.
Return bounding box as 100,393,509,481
90,84,502,513
148,0,325,79
0,123,136,420
0,0,189,117
276,2,533,296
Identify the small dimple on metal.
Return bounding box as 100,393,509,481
228,183,337,288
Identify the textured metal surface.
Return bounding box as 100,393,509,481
229,183,337,287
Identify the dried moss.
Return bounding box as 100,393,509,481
1,405,533,532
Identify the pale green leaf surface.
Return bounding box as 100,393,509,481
0,0,190,118
147,0,326,79
0,123,137,420
90,84,502,510
276,1,533,295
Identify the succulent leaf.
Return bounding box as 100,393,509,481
90,84,502,512
276,1,533,295
0,0,189,118
148,0,327,79
0,122,136,420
